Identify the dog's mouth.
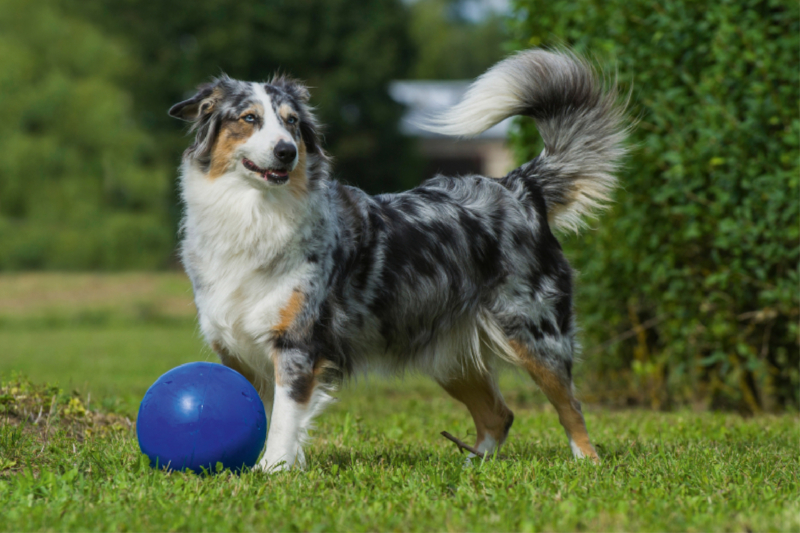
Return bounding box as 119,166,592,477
242,158,289,184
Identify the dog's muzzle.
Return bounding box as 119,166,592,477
242,156,291,184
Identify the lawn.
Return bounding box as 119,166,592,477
1,274,798,532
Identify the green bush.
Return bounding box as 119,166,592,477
71,0,419,196
508,0,799,411
0,0,173,269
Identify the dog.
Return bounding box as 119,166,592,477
169,49,627,471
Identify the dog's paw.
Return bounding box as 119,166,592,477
463,453,480,467
570,440,601,463
254,458,292,473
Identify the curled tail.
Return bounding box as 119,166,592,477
422,49,629,233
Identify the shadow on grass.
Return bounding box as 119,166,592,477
305,441,614,472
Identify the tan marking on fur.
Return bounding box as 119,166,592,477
274,290,305,336
212,341,257,385
272,360,284,387
437,372,513,451
510,340,599,461
207,105,264,179
546,186,580,226
286,140,308,199
278,104,296,121
270,284,305,378
547,179,614,232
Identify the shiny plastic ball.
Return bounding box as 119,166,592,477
136,362,267,473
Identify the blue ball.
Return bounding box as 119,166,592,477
136,362,267,473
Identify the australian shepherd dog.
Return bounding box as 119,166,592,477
169,49,628,471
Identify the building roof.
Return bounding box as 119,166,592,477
388,80,514,139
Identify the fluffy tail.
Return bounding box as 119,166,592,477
422,49,629,233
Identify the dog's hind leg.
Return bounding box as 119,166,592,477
510,340,599,462
437,370,514,458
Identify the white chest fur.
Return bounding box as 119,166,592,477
180,165,313,367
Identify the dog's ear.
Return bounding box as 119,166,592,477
287,82,311,104
170,78,231,165
270,75,311,104
168,81,224,121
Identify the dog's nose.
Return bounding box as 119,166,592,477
274,141,297,164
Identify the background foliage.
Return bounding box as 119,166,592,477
0,0,796,412
408,0,507,79
508,0,799,412
0,0,425,270
0,0,172,269
0,0,507,270
73,0,420,196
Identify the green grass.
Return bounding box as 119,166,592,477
1,273,798,532
0,272,203,411
0,326,206,411
2,377,798,532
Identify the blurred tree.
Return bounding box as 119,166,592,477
3,0,512,271
408,0,508,79
67,0,420,198
0,0,172,269
509,0,799,411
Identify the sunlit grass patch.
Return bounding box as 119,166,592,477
1,373,797,532
1,274,797,531
0,272,196,328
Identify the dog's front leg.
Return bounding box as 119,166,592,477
256,353,315,472
257,384,306,472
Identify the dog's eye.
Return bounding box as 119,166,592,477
243,114,256,123
286,116,298,125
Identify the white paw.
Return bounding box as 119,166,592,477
255,458,292,473
569,439,600,462
463,436,499,466
569,439,586,459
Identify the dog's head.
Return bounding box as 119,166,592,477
169,75,325,190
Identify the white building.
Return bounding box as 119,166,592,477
389,80,516,180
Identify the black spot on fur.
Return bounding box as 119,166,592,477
272,332,300,353
526,320,544,341
230,91,250,113
289,374,315,403
539,319,557,338
511,227,534,248
554,269,573,334
393,196,421,217
429,220,457,247
331,245,344,266
309,301,353,376
456,208,503,284
413,187,450,204
349,213,381,293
